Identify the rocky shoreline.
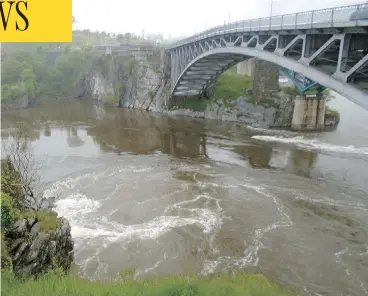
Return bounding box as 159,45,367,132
6,211,74,277
1,156,74,278
1,54,340,131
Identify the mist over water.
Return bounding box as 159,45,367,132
1,93,368,296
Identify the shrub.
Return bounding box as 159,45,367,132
175,99,208,111
21,211,61,232
1,158,28,212
325,106,340,119
280,86,299,96
1,192,20,233
1,232,12,269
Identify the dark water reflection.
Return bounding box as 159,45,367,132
1,101,320,173
1,99,368,296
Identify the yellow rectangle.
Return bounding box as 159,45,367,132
0,0,72,42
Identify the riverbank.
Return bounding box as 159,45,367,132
165,70,339,131
1,48,339,131
2,269,300,296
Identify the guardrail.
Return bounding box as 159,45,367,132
169,3,368,48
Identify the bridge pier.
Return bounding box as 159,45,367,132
291,95,326,131
237,59,279,100
236,59,255,76
252,59,279,101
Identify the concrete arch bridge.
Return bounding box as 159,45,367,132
168,3,368,111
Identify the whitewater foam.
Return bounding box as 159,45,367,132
53,188,224,257
252,135,368,157
201,182,292,275
55,194,101,217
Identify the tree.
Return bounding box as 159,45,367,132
72,15,76,24
1,59,23,84
116,34,125,43
20,68,36,95
124,32,132,42
1,127,43,211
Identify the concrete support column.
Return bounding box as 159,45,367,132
292,96,308,131
236,59,255,76
252,59,279,101
292,95,326,131
316,94,326,130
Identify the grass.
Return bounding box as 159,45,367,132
1,269,301,296
173,99,208,112
1,231,12,268
181,100,208,111
214,69,253,101
21,210,61,232
103,95,119,105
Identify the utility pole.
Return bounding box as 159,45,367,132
270,0,274,17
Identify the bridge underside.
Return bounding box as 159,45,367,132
173,54,247,96
170,31,368,110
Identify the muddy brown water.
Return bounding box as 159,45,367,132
1,93,368,296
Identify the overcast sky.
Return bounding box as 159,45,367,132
72,0,365,38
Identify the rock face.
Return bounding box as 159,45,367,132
87,72,115,101
168,93,295,129
81,53,170,111
6,213,74,277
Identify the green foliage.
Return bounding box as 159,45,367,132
20,211,61,232
20,68,37,95
115,82,125,96
120,268,136,282
1,232,12,269
306,89,330,96
214,69,253,100
1,84,26,101
103,95,118,105
1,49,101,102
1,158,27,211
1,192,20,233
1,59,24,84
280,86,330,97
325,106,340,119
280,86,299,96
1,270,300,296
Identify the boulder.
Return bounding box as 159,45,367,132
5,213,74,277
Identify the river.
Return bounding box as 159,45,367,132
1,92,368,296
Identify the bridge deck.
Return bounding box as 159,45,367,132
169,4,368,49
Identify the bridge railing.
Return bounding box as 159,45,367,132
169,3,368,48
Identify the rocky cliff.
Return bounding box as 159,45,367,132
81,55,296,129
5,212,74,277
1,50,336,131
79,52,170,111
1,158,74,278
168,92,295,129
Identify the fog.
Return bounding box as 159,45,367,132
72,0,365,38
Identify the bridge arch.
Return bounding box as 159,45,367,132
171,47,368,110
